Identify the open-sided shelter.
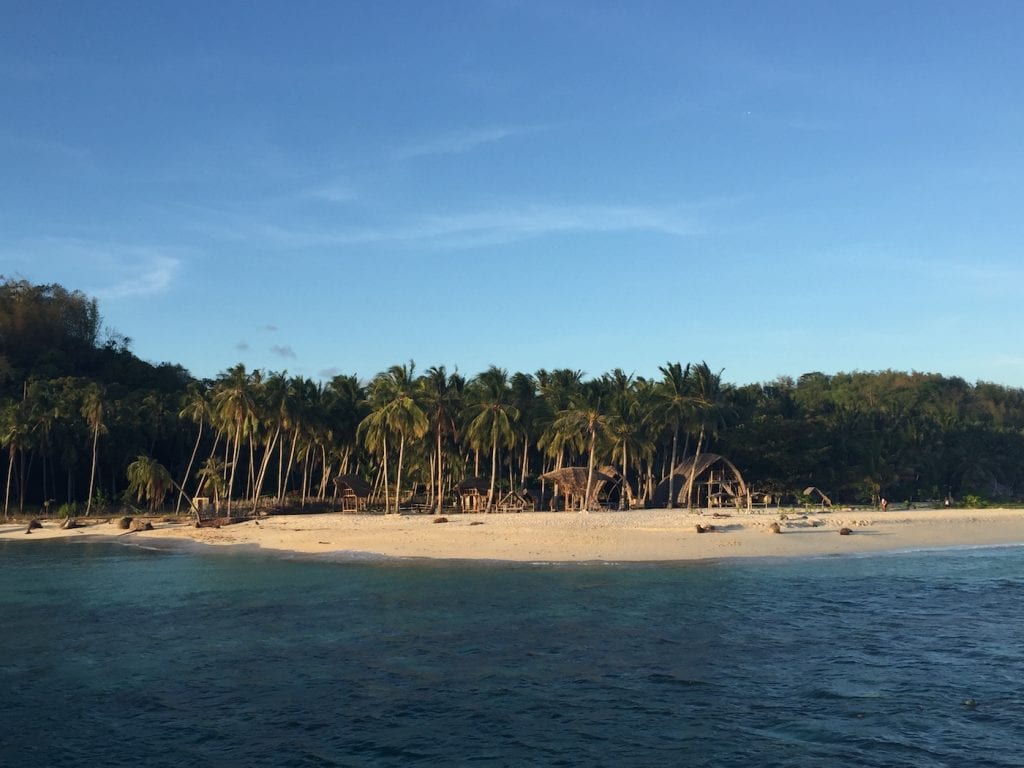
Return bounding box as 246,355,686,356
651,453,749,510
333,474,372,512
541,466,616,511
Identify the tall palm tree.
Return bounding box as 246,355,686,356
212,364,257,518
175,383,209,514
654,362,692,508
465,366,520,511
552,382,613,511
682,362,733,510
418,366,464,515
80,382,105,516
360,363,427,513
0,400,30,518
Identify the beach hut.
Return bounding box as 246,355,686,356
540,466,616,511
495,488,536,513
651,453,749,510
455,477,491,513
333,474,372,512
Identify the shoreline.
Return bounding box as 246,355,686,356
3,507,1023,564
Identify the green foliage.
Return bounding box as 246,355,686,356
962,494,985,508
56,502,78,518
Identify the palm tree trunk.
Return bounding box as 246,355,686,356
436,429,444,516
252,426,280,513
381,433,390,513
395,434,406,514
227,419,243,518
619,440,629,510
176,420,203,515
685,427,705,512
487,434,498,511
85,421,100,516
667,423,679,508
4,446,14,520
583,430,596,512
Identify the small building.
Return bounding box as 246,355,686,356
333,474,372,513
651,453,749,510
455,477,491,513
541,466,616,511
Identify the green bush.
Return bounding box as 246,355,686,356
56,502,79,518
962,494,985,509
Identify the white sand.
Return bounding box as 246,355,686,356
3,507,1023,562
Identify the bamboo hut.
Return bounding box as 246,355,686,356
495,488,536,513
651,453,748,510
540,467,616,511
455,477,491,513
333,474,372,513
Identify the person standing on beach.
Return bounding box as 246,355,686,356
880,497,888,512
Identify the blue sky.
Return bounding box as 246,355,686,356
3,1,1023,386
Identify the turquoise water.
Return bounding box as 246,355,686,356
1,541,1022,767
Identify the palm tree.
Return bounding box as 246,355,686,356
654,362,692,508
465,366,520,511
552,382,613,511
418,366,464,515
360,363,428,513
125,454,173,511
0,400,30,518
80,382,105,516
175,383,209,514
682,362,733,510
212,364,257,518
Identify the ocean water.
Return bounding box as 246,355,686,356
1,541,1022,767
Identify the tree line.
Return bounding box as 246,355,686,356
3,277,1024,517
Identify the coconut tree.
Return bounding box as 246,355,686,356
125,454,173,512
465,366,520,511
682,362,733,510
212,364,257,517
80,382,105,516
360,363,428,513
174,383,210,514
653,362,692,508
551,382,614,511
0,400,30,518
417,365,464,515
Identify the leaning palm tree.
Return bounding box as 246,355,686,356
125,454,173,512
175,383,209,515
682,362,734,510
465,366,520,511
417,366,464,515
212,364,257,518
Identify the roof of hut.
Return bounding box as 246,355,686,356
334,474,372,497
456,477,491,494
651,453,748,507
540,467,615,496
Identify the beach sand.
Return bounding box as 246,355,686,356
2,507,1023,562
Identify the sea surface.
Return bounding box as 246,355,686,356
1,540,1022,767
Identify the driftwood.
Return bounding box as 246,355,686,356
25,519,42,534
61,518,79,529
117,516,134,530
433,517,449,524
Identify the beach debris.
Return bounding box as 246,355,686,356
839,527,853,536
963,698,978,709
117,516,134,530
130,519,153,532
768,522,781,534
695,524,717,533
433,516,449,524
711,512,731,519
61,518,79,529
469,521,484,526
779,513,788,520
25,519,42,534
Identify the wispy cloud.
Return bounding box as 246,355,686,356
261,324,278,332
236,341,251,352
3,237,182,299
271,344,296,359
393,125,542,160
232,201,700,251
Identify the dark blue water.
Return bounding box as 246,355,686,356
1,541,1022,767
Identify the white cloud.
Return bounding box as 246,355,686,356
271,344,296,359
393,125,541,160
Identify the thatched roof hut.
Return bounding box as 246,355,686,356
334,474,372,512
541,466,615,511
651,453,748,509
455,477,491,512
802,486,833,508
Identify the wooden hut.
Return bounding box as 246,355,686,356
651,453,748,510
333,474,372,512
455,477,491,513
540,467,616,511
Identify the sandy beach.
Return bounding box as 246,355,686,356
3,507,1023,562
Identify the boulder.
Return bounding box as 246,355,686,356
768,522,781,534
25,519,42,534
117,516,134,530
839,527,853,536
130,519,153,532
433,516,449,524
